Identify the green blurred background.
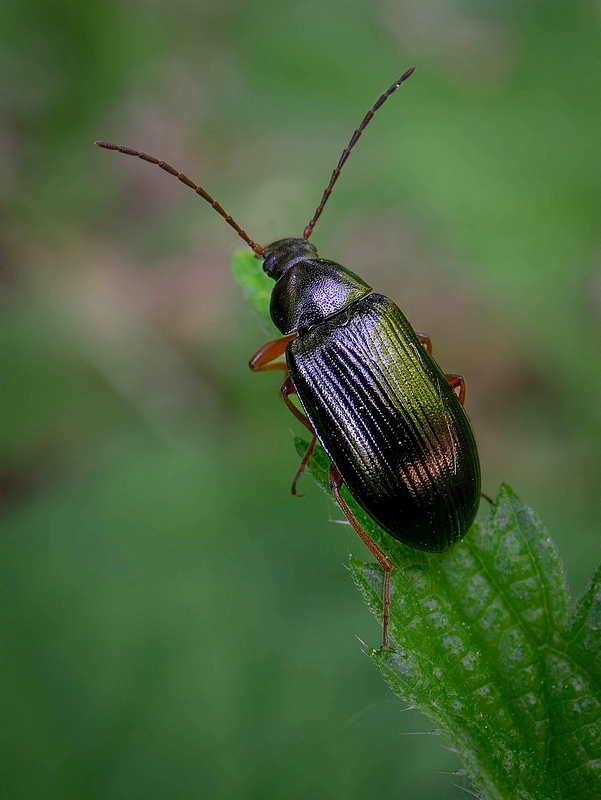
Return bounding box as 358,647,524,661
2,0,601,797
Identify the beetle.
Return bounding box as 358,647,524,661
96,66,481,647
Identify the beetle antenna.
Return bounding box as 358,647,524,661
95,142,264,256
303,66,416,240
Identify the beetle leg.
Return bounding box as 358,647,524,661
416,331,432,354
251,342,318,495
445,373,492,502
280,376,314,433
249,334,296,372
290,435,317,497
250,338,318,496
329,465,394,649
280,376,320,496
445,374,466,405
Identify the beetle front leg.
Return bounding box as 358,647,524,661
249,334,296,372
446,373,466,405
329,465,394,649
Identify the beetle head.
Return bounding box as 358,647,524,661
262,238,318,280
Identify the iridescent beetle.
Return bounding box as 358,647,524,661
97,67,481,646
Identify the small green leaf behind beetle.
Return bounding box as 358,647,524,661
231,250,276,331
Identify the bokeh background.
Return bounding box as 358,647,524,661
2,0,601,797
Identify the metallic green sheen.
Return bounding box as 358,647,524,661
286,292,481,552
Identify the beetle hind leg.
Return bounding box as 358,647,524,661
416,332,432,354
446,373,466,405
329,465,394,649
446,375,491,502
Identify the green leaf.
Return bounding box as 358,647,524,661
232,253,601,799
294,437,601,800
231,249,275,330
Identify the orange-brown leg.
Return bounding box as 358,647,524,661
416,331,432,354
280,375,318,495
280,375,313,433
329,465,394,649
444,373,489,502
249,336,316,493
446,373,466,405
249,334,296,372
291,435,317,497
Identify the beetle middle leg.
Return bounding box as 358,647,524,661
250,340,319,494
329,465,394,649
281,376,318,496
445,373,466,405
249,336,317,493
289,435,317,497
